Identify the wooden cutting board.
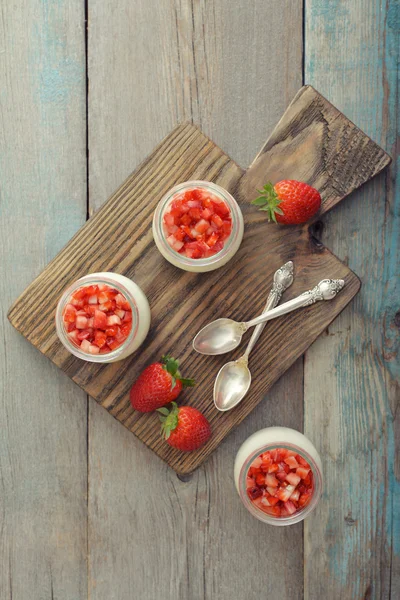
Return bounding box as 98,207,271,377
8,86,390,474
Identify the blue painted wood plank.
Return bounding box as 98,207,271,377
0,0,87,597
304,0,399,597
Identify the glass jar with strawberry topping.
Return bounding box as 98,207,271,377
234,427,323,526
55,272,151,363
152,181,244,272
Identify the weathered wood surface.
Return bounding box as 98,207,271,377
2,1,398,599
0,0,88,598
304,1,400,599
87,1,304,598
8,86,384,474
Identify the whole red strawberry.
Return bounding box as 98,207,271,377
252,180,321,225
158,402,211,452
130,356,195,413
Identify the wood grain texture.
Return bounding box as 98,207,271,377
304,0,400,598
87,2,305,599
8,82,391,477
0,0,88,598
7,85,380,475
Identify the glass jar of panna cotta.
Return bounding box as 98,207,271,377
152,180,244,272
234,427,323,526
55,272,151,363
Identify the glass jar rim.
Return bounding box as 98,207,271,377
153,180,243,267
238,440,323,526
55,273,139,362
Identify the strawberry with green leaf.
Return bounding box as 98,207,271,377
158,402,211,452
130,356,195,413
252,180,321,225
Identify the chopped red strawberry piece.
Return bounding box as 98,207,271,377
265,473,279,488
163,187,232,259
246,446,314,518
255,473,266,486
63,304,77,323
206,231,219,247
247,487,263,500
246,477,255,490
276,487,292,502
80,339,91,352
76,315,88,329
211,213,223,228
120,322,132,338
268,463,279,474
62,283,133,356
267,494,280,506
105,326,118,337
99,345,111,354
93,309,108,330
298,493,312,508
92,330,106,348
290,489,300,502
71,298,85,308
284,456,300,469
286,472,301,486
77,329,92,341
296,466,310,479
284,500,297,515
72,288,87,300
68,329,79,343
296,454,309,467
108,339,122,350
107,314,121,326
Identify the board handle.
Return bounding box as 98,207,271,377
240,85,391,218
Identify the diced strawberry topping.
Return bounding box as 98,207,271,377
296,466,310,479
247,487,263,501
265,473,279,488
63,304,77,323
284,500,297,515
93,330,107,348
76,315,88,329
286,472,301,486
77,329,93,341
94,309,108,330
246,446,314,518
284,456,300,469
62,284,133,355
162,187,232,259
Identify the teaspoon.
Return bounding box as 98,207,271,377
193,279,345,356
214,261,294,412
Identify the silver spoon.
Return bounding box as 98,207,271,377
193,278,345,355
214,261,294,412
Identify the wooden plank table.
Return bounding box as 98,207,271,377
1,1,398,598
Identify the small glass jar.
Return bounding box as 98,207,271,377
234,427,323,526
152,180,244,272
55,272,151,363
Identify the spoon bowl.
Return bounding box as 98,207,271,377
193,318,245,355
214,358,251,411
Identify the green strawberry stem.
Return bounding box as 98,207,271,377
160,355,195,390
251,182,284,223
157,402,179,440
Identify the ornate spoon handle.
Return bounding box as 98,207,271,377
242,261,294,359
244,279,345,330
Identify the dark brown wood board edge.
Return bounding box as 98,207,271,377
245,85,392,217
6,121,228,326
